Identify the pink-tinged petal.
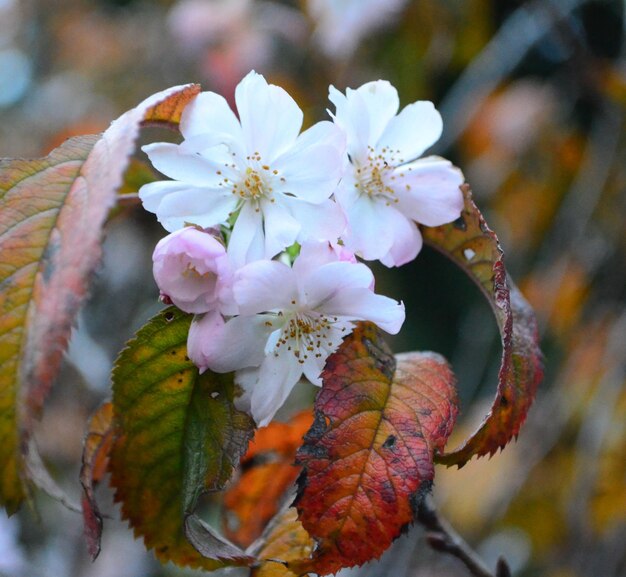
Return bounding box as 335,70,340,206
234,260,297,315
298,261,375,309
249,350,304,426
235,71,303,161
319,289,405,334
378,100,442,160
394,157,464,226
287,198,347,245
142,142,225,187
354,80,400,145
179,90,243,143
156,186,236,231
341,196,394,261
187,311,225,373
329,85,369,161
189,313,270,374
379,206,423,267
291,240,353,277
291,241,333,278
227,201,265,268
262,199,301,259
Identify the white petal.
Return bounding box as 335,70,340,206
262,199,301,258
249,350,304,426
180,91,243,143
302,354,326,387
232,367,259,414
394,157,464,226
379,206,423,267
142,142,224,187
341,196,394,261
235,71,303,160
234,260,297,315
319,289,405,334
333,172,360,211
156,187,236,231
190,313,271,374
271,120,345,184
298,261,374,309
287,198,347,245
354,80,400,145
273,141,345,204
329,85,369,161
227,201,265,268
139,180,187,215
378,101,443,161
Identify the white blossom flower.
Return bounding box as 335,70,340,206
329,80,464,267
307,0,408,59
187,242,404,426
152,227,236,315
139,71,346,267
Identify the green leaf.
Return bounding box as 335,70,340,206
109,307,255,570
422,184,543,466
0,84,201,514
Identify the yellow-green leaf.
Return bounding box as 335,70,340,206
109,307,255,570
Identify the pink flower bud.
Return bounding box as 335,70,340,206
152,228,236,314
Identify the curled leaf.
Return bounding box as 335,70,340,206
80,402,114,560
0,83,200,513
293,323,458,574
109,307,254,570
421,184,543,465
250,507,315,577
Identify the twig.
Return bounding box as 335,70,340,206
416,496,511,577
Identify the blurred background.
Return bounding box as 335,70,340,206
1,0,624,576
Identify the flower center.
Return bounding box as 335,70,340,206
354,145,407,205
270,311,346,364
227,152,284,210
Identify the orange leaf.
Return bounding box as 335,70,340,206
293,323,458,574
80,402,114,560
422,184,543,465
224,411,313,548
0,84,200,514
251,507,314,577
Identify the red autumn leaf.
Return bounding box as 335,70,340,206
223,411,313,547
293,323,458,575
0,84,200,514
80,402,114,560
421,184,543,465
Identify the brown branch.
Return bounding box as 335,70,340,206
416,497,511,577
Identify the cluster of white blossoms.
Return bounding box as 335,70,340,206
140,71,464,426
